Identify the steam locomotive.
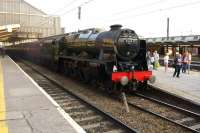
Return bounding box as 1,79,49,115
7,24,155,92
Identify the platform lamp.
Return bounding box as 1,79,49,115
166,17,170,55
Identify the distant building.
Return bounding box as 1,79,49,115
0,0,62,38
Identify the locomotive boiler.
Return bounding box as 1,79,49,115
60,25,139,61
7,24,155,92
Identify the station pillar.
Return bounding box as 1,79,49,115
172,45,176,56
160,45,165,55
198,47,200,56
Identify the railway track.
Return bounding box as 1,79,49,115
140,85,200,114
127,93,200,133
15,58,196,133
20,61,138,133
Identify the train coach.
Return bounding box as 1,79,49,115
7,24,155,92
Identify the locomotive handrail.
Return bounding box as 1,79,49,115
59,55,114,64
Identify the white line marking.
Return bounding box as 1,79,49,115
8,56,86,133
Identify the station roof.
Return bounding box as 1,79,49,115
145,35,200,46
0,24,20,42
0,24,42,42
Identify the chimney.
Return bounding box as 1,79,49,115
110,24,122,31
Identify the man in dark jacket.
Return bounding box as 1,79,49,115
173,53,182,78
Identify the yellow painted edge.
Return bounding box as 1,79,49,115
0,60,8,133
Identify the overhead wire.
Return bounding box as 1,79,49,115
60,0,95,16
101,0,200,23
49,0,79,15
87,0,166,24
106,0,166,18
34,0,200,33
33,0,166,29
30,0,80,29
35,0,95,27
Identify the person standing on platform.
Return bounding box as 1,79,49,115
164,53,169,72
182,51,188,73
173,53,182,78
146,51,152,69
187,52,192,74
150,53,155,69
153,50,160,70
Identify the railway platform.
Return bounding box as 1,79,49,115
151,66,200,105
0,56,85,133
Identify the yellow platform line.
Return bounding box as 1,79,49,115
0,60,8,133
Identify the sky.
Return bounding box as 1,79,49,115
25,0,200,37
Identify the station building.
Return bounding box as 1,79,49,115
146,35,200,57
0,0,62,43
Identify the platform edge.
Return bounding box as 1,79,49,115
8,56,86,133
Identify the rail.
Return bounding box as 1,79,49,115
19,59,138,133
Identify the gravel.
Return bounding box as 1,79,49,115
127,96,187,120
17,60,192,133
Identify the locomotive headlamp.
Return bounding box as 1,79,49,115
131,66,135,70
148,65,153,71
120,76,129,86
113,65,118,72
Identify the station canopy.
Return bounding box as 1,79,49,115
0,24,42,43
145,35,200,47
0,24,20,42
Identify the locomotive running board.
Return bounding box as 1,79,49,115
59,55,114,64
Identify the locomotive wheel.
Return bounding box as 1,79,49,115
138,81,148,90
105,82,116,94
58,59,65,73
82,71,90,83
77,69,85,81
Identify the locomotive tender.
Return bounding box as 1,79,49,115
8,24,155,91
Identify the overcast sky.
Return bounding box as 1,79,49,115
25,0,200,37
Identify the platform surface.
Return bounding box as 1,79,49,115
151,66,200,105
0,56,84,133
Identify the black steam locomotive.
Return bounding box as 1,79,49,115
7,24,155,91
